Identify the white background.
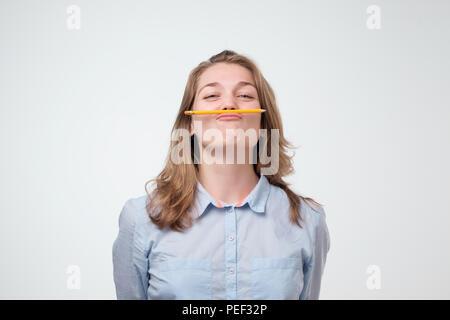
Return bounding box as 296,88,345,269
1,0,449,299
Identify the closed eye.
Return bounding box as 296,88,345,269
204,94,254,99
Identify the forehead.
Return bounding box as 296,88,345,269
197,63,255,88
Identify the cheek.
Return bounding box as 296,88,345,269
191,115,216,133
247,115,261,132
193,98,215,111
248,116,262,144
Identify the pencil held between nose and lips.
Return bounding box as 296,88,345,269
184,108,266,115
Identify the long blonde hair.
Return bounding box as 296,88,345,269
145,50,322,232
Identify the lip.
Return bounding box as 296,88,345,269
216,113,243,121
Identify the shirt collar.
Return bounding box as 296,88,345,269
193,173,271,218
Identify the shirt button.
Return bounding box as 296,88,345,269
229,268,234,274
228,235,234,241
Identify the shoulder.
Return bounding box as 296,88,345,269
268,184,326,220
300,198,330,252
267,184,322,222
301,197,326,219
127,194,150,215
299,197,327,230
270,184,327,230
266,183,288,205
114,195,156,261
118,195,154,231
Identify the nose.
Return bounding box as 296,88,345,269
220,93,238,110
221,106,236,111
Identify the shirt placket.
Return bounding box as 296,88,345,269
224,205,237,300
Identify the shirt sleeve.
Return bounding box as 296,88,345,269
299,205,331,300
112,199,150,300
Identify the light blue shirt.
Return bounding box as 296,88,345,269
112,173,330,300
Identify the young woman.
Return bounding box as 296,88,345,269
112,50,330,300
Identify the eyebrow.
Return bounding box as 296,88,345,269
197,81,256,95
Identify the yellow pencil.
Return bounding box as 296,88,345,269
184,109,266,115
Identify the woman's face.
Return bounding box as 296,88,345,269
190,62,261,153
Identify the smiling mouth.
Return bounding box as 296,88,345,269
216,113,242,121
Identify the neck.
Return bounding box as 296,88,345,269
197,163,259,205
